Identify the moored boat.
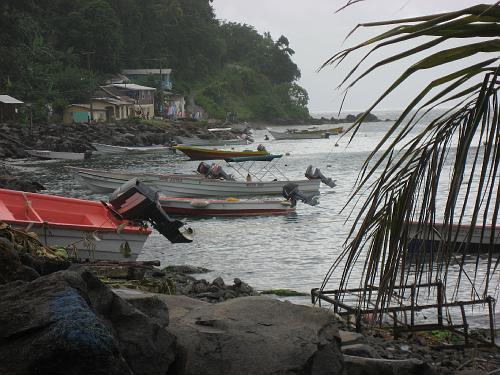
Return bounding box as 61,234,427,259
174,145,269,161
91,142,170,154
174,136,250,146
159,197,296,216
25,149,90,161
408,221,500,253
0,188,151,261
268,129,331,140
67,163,322,198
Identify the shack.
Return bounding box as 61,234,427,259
0,95,23,122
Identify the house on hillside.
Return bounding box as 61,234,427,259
62,86,135,124
105,83,156,119
122,69,172,90
0,95,23,122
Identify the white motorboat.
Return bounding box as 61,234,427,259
67,154,324,198
91,142,170,154
25,149,89,161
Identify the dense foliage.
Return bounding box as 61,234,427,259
0,0,309,122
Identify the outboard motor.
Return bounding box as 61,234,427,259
282,183,319,207
197,162,211,176
305,165,337,188
109,179,193,243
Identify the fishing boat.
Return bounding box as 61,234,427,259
408,221,500,253
67,154,326,197
91,142,170,155
173,136,250,146
160,197,296,216
25,149,90,161
0,188,151,261
174,145,269,161
268,129,331,140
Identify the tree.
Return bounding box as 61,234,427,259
320,3,500,318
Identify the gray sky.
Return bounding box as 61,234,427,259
213,0,483,113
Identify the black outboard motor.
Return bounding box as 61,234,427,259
109,179,193,243
197,162,233,180
282,183,319,207
305,165,336,188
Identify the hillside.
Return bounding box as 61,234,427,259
0,0,309,122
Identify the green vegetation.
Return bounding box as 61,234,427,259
0,0,309,122
261,289,308,297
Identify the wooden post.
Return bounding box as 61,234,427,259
410,284,416,326
487,297,495,345
460,304,469,345
437,281,443,327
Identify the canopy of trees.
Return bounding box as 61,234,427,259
0,0,309,121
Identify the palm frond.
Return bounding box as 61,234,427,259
321,3,500,319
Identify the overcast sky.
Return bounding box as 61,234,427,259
213,0,483,113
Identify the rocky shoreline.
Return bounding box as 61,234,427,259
0,231,497,375
0,119,245,160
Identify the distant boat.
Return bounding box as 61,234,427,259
25,149,89,161
174,145,269,161
408,221,500,253
174,136,250,146
269,129,329,140
160,197,295,217
91,142,169,154
0,188,151,261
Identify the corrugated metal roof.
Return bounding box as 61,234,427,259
0,95,23,104
122,69,172,75
110,83,156,91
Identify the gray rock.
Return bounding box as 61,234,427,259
342,343,381,358
343,355,436,375
164,265,211,274
113,288,170,328
0,266,177,375
212,276,225,288
0,237,39,284
339,330,366,346
166,295,344,375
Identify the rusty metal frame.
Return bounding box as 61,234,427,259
311,281,496,347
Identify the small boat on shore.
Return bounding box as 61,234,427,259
25,149,90,161
174,136,250,146
408,221,500,253
159,197,296,216
174,145,269,161
91,142,170,155
0,188,152,261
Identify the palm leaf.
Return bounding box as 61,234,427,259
320,3,500,321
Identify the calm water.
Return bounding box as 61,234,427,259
9,112,499,330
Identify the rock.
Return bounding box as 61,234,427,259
0,237,39,284
0,267,177,375
163,265,211,274
212,276,225,288
339,330,366,346
113,288,170,328
166,295,344,375
343,355,436,375
342,343,380,358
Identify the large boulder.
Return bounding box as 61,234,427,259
0,267,176,375
165,295,345,375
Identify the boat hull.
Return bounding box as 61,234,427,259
91,142,169,154
174,136,249,146
0,188,151,261
268,130,330,140
69,167,321,197
408,221,500,253
175,146,268,161
25,150,87,160
160,197,295,216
